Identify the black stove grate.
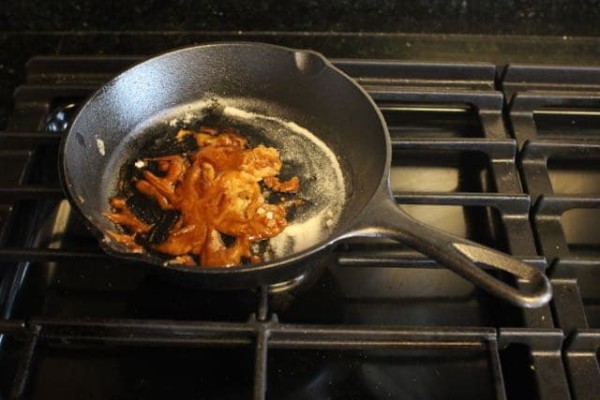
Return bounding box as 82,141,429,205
503,64,600,400
0,55,597,399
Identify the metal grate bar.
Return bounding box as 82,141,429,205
252,289,270,400
253,326,269,400
370,89,503,112
0,186,64,202
499,328,571,400
8,326,40,400
25,56,498,90
26,56,143,80
511,92,600,112
509,92,600,147
35,318,256,346
521,140,600,155
13,85,96,103
487,339,508,400
256,286,269,322
503,64,600,99
28,317,496,347
0,132,62,146
535,195,600,215
520,140,600,201
0,248,109,263
564,330,600,400
334,59,496,90
392,192,530,214
550,258,599,333
531,195,600,261
390,138,516,158
0,320,27,336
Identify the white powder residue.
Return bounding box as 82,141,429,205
325,209,335,228
95,137,105,156
160,102,212,129
269,208,333,258
182,112,194,124
221,104,347,257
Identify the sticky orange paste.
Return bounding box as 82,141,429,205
105,127,300,267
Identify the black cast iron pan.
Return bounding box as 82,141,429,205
60,43,552,307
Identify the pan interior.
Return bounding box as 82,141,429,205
104,96,348,262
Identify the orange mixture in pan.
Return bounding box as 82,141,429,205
105,127,300,267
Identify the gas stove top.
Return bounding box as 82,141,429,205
0,52,598,400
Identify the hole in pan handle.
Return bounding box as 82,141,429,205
342,192,552,308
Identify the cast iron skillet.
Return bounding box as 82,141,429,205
60,42,552,307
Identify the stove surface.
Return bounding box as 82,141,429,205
0,49,599,400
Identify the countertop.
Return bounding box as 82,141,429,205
3,0,600,35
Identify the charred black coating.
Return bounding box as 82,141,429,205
284,201,302,221
220,233,237,247
277,160,300,182
147,210,180,244
126,193,163,225
135,130,198,159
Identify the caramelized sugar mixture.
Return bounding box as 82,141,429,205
105,127,300,267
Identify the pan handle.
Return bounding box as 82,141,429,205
343,192,552,308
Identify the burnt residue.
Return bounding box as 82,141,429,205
134,131,199,159
125,194,163,225
107,108,307,264
147,210,180,245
